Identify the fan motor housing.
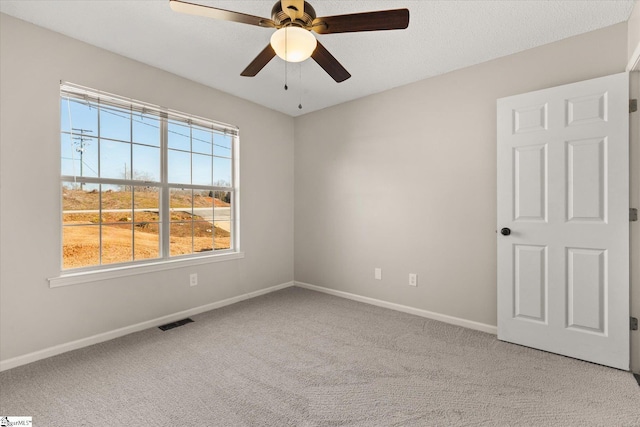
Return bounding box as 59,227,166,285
271,1,316,27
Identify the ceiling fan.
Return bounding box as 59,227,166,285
169,0,410,83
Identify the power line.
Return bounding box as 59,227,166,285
61,157,98,176
67,98,231,151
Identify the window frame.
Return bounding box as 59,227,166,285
54,83,241,283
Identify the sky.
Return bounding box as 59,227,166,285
60,97,233,187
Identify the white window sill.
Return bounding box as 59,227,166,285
48,252,245,288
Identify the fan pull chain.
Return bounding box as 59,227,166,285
298,63,303,110
284,27,288,91
284,63,288,91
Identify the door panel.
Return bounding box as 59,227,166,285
513,103,548,133
566,92,607,126
567,138,607,222
566,247,606,334
514,244,547,322
497,72,629,370
514,144,548,222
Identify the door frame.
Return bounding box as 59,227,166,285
629,59,640,373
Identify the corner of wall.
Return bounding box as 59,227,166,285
628,2,640,69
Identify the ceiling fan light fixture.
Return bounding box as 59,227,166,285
270,26,317,62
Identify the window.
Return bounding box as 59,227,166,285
60,83,238,271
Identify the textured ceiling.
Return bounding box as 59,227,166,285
0,0,636,117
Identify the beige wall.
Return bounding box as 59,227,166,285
294,22,634,365
0,14,294,362
629,2,640,67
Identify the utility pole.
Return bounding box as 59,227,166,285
72,128,93,189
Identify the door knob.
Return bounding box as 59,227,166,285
500,228,511,236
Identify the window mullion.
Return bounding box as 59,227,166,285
130,106,134,261
232,134,239,252
99,183,103,266
160,115,170,259
190,124,195,254
97,103,103,266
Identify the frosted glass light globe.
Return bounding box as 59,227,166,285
270,27,317,63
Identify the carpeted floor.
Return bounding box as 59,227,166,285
1,287,638,426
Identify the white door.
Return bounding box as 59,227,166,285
497,72,629,370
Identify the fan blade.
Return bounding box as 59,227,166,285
240,44,277,77
281,0,305,21
312,9,409,34
311,41,351,83
170,0,275,28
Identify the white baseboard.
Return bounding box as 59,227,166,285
294,281,497,335
0,281,294,372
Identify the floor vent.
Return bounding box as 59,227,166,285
634,373,640,388
158,318,194,331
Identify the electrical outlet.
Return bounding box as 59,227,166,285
375,268,382,280
409,273,417,287
190,273,198,286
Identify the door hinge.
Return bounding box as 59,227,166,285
631,99,638,113
631,208,638,222
632,317,638,331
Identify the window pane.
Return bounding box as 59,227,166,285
170,222,193,256
61,98,98,135
133,144,160,182
168,149,191,184
194,190,214,208
214,133,233,158
192,153,212,186
134,226,160,261
132,112,160,147
61,133,98,178
213,156,232,187
63,182,100,225
133,185,160,260
100,139,131,179
168,120,190,151
102,183,132,211
101,222,133,265
214,191,232,250
213,190,231,224
194,221,213,253
214,222,231,250
63,225,99,269
134,186,160,219
170,188,193,220
100,105,131,142
192,126,213,155
213,190,231,207
193,189,213,224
